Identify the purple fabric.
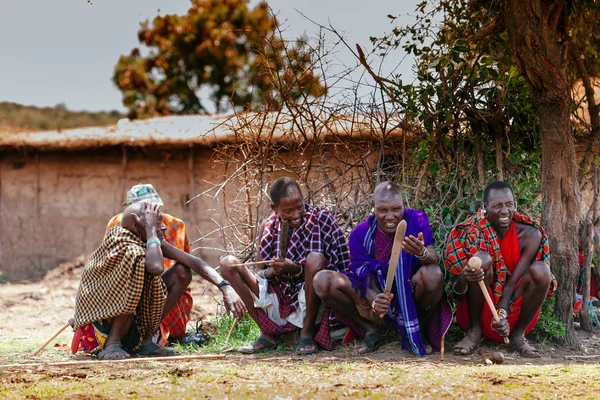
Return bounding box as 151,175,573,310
346,210,452,356
375,226,394,263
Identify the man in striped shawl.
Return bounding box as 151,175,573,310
72,202,246,360
313,181,451,355
220,177,350,355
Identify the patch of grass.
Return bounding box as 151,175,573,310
170,314,267,353
0,333,72,363
531,297,566,341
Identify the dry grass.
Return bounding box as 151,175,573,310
1,357,598,399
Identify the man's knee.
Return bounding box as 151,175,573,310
305,252,326,274
529,261,551,286
474,251,493,278
219,255,241,279
172,263,192,286
313,270,339,299
413,265,443,292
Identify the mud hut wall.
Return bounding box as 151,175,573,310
0,148,229,281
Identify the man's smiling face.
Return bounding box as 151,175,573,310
273,189,305,228
485,188,515,230
374,193,404,236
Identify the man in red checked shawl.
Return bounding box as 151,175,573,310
444,181,556,358
220,177,350,355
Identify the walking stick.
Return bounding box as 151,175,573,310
32,321,72,356
468,257,510,344
225,319,238,344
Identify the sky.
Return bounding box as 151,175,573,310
0,0,419,112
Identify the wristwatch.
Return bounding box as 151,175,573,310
217,279,231,289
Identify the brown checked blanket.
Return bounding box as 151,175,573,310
71,226,167,350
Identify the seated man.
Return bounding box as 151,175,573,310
220,177,350,355
105,184,193,344
71,202,245,359
444,181,556,358
313,181,452,355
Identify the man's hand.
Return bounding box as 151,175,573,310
491,317,510,337
270,258,297,276
403,232,425,256
371,292,394,315
459,265,485,282
221,286,247,320
131,202,163,233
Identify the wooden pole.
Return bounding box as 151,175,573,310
32,321,72,356
469,257,510,344
2,354,226,369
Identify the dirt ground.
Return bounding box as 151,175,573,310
1,257,599,399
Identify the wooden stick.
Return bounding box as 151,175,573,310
440,335,445,361
564,354,600,360
469,257,510,344
479,349,493,365
32,321,72,356
1,354,226,369
225,319,238,344
228,260,271,268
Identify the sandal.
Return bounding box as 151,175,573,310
511,337,541,358
238,336,277,354
136,342,178,357
97,345,130,360
452,332,483,355
355,330,386,354
296,337,319,355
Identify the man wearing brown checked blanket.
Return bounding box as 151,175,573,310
72,202,246,360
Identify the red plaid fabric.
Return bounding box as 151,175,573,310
107,213,192,342
258,204,350,317
444,209,556,303
257,308,345,350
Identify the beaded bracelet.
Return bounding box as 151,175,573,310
496,308,508,319
147,237,162,248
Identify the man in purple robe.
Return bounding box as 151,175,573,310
314,181,452,355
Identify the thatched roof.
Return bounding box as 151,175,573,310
0,112,406,152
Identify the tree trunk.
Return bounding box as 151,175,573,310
474,136,486,186
580,216,593,332
493,125,504,181
505,1,581,348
